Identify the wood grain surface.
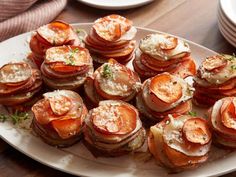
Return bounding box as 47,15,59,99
0,0,235,176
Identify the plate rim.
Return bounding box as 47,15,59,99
76,0,154,10
220,0,236,26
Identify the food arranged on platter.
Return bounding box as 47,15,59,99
41,45,93,90
84,14,136,66
193,54,236,107
31,90,87,147
29,21,83,67
208,97,236,148
148,114,212,171
84,59,141,106
0,62,42,107
0,15,236,174
83,100,146,157
133,33,196,79
136,72,194,124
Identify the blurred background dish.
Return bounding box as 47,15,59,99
218,0,236,47
76,0,154,10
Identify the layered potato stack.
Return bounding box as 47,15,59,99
133,33,196,80
84,15,137,65
193,54,236,107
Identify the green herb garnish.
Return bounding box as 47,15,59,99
188,111,197,117
0,111,29,125
231,65,236,70
66,48,79,65
102,64,113,78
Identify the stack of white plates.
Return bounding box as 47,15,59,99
218,0,236,48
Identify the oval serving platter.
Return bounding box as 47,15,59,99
0,23,235,177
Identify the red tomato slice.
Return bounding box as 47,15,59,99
182,118,212,145
51,118,82,139
91,103,137,135
150,73,182,104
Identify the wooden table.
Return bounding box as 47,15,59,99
0,0,235,176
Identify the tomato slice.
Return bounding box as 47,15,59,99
91,102,137,135
159,35,178,50
37,21,71,46
150,73,182,104
202,55,227,72
221,99,236,130
51,118,82,139
182,118,212,145
0,63,32,86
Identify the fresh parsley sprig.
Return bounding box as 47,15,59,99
0,111,29,125
188,111,197,117
66,48,79,66
102,64,113,78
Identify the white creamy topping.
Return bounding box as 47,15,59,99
139,33,190,60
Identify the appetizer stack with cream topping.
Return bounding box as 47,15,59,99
41,45,93,90
136,73,194,124
84,59,141,106
148,114,212,171
133,33,196,79
84,15,137,65
83,100,146,157
0,62,42,107
208,97,236,148
30,21,82,67
31,90,87,147
193,54,236,107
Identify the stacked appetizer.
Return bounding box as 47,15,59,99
193,54,236,107
208,97,236,148
41,45,93,90
0,62,42,106
136,72,194,124
83,100,146,157
148,114,212,171
84,14,137,65
31,90,87,147
133,33,196,79
30,21,82,67
84,59,141,106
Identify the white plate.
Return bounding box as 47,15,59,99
76,0,154,10
218,7,236,47
0,23,235,177
220,0,236,26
